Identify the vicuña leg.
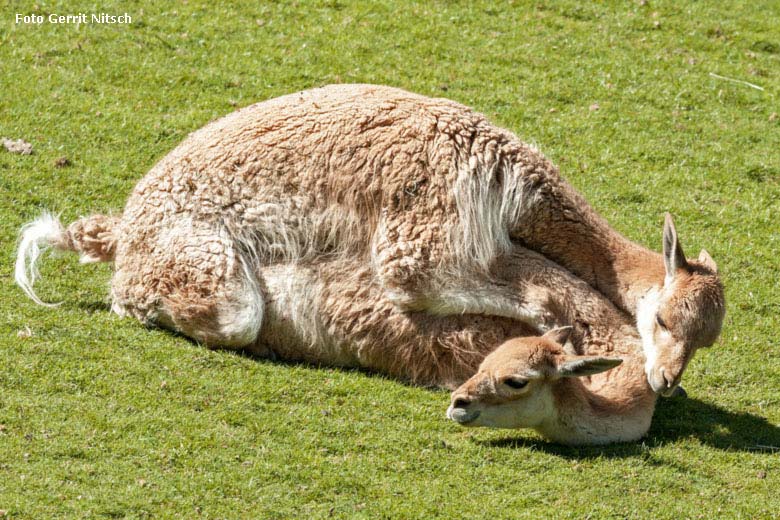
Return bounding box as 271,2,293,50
372,216,562,332
111,217,264,349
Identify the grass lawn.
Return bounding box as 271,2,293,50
1,0,779,518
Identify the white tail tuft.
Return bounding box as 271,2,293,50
15,212,70,307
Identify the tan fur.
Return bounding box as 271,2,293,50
448,331,656,445
15,85,722,393
255,260,534,388
66,215,120,263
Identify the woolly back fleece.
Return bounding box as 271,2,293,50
118,84,551,269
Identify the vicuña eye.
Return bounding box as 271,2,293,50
504,377,528,390
656,315,668,329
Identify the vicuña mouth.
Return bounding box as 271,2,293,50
448,407,481,425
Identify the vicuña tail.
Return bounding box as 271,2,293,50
15,211,120,306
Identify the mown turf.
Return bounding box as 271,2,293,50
1,0,779,518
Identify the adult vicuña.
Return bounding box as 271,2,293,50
15,84,723,392
447,326,655,445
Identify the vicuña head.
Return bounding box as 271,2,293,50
636,213,725,395
447,327,657,445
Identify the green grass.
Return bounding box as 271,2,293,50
1,0,779,517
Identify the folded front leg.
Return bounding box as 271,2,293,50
371,213,562,332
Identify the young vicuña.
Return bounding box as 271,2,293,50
447,326,655,445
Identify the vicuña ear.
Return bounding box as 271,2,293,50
663,213,688,283
698,249,718,273
542,326,573,347
557,356,623,377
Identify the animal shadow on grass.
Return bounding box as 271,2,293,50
76,300,112,314
480,396,780,458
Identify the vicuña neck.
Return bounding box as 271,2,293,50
518,173,666,315
539,358,656,445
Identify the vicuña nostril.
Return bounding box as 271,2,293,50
453,397,472,408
